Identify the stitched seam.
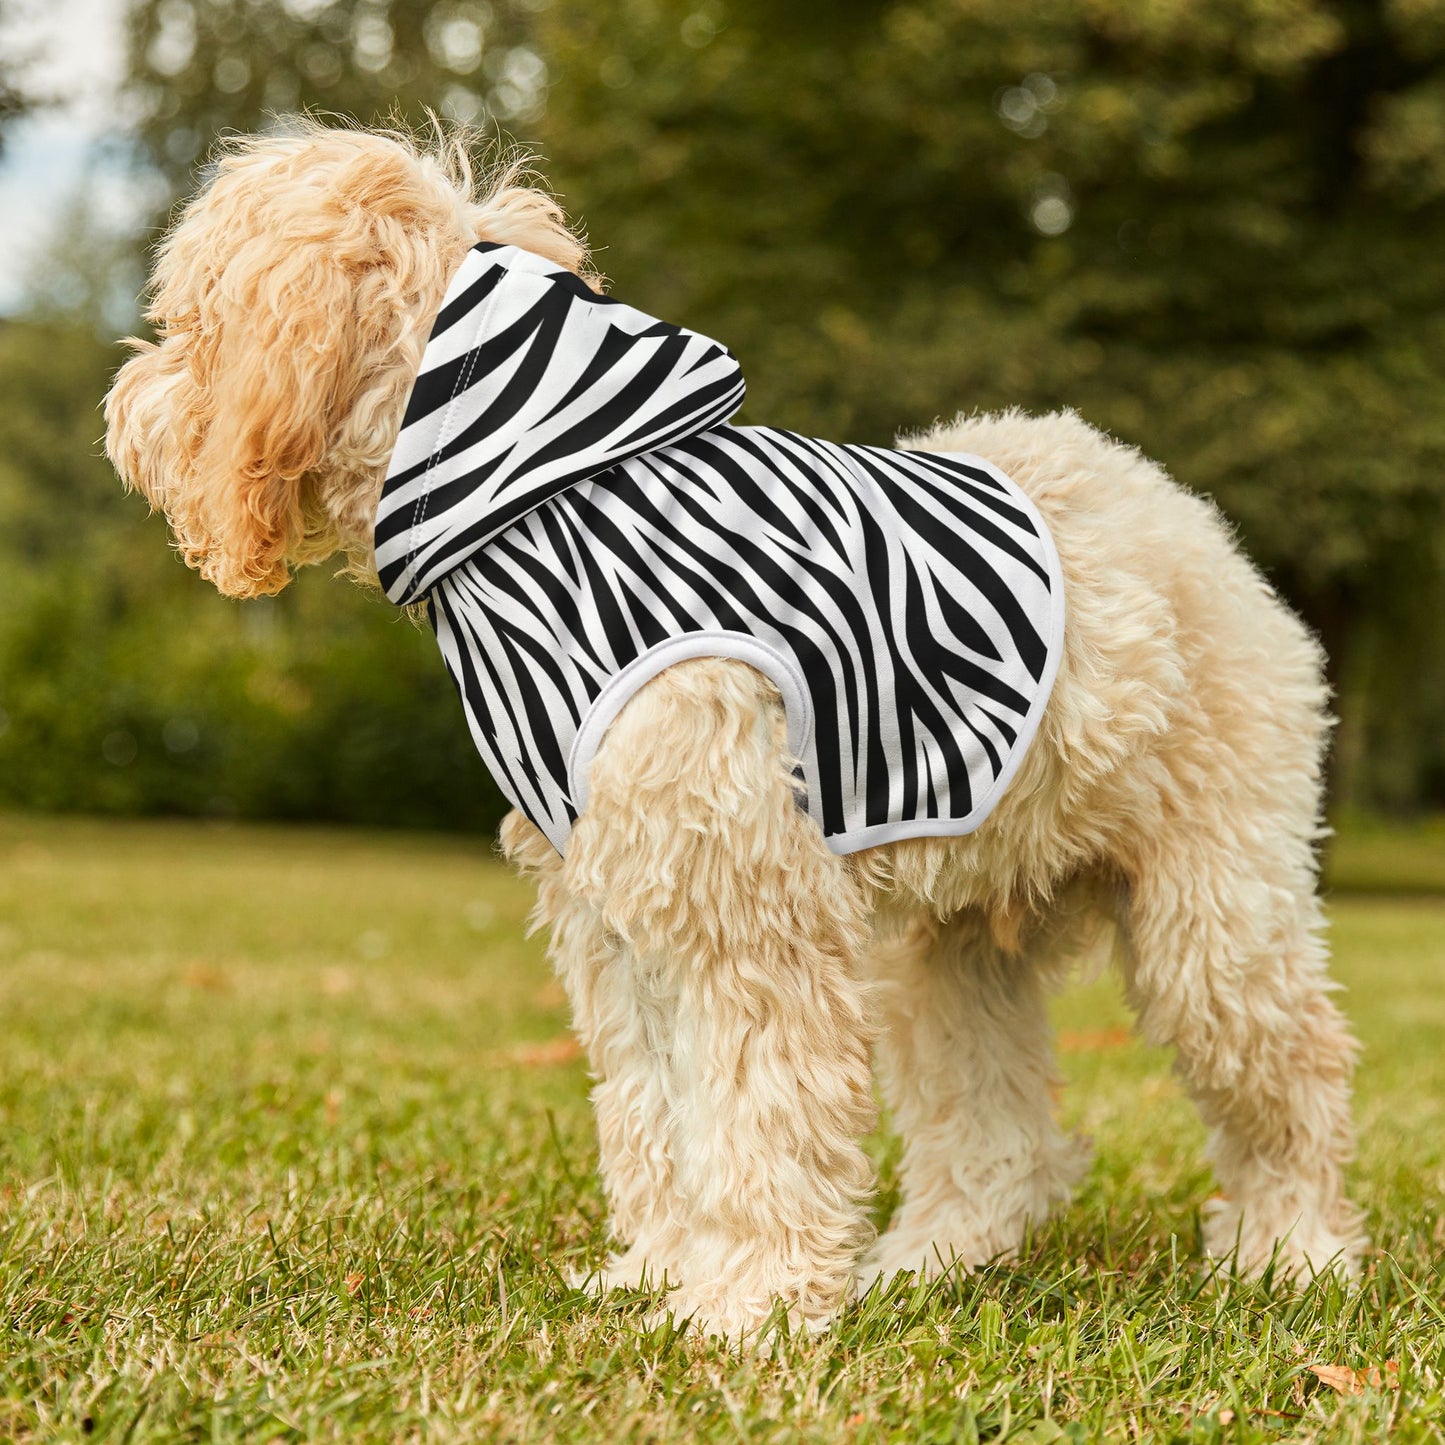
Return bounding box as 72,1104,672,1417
405,277,501,580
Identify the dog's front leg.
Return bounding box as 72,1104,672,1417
502,810,686,1290
566,658,878,1343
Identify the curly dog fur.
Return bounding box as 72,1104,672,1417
105,122,1365,1342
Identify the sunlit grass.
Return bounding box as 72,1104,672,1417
2,813,1443,1442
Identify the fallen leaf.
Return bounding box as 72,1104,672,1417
1309,1361,1399,1395
1057,1027,1133,1052
502,1037,584,1068
534,980,567,1009
181,962,229,992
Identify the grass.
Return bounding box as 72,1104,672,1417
1,812,1443,1443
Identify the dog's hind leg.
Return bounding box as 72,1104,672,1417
859,907,1090,1288
566,658,878,1342
1119,832,1364,1279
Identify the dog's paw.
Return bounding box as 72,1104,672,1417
860,1132,1092,1295
860,1197,1055,1289
570,1245,675,1296
645,1287,837,1351
1202,1196,1367,1282
856,1233,994,1296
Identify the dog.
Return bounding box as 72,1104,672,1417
105,122,1365,1342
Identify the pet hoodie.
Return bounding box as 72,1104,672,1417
375,242,1065,856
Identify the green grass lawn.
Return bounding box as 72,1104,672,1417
2,813,1443,1443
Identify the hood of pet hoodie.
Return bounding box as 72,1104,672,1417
374,242,745,606
375,242,1065,858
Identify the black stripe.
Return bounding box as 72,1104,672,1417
431,586,538,811
853,451,1050,679
426,259,507,347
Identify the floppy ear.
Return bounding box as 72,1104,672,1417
177,244,350,597
103,246,343,600
105,335,193,518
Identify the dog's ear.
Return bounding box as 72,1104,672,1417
105,238,348,600
181,243,349,598
105,333,195,531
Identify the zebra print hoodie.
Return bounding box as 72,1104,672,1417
376,243,1065,856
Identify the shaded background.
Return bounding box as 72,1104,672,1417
1,0,1442,834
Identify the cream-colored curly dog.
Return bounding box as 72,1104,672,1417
105,124,1364,1342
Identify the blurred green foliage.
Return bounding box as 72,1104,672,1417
2,0,1443,828
0,319,507,828
536,0,1445,809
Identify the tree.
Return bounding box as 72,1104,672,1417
124,0,545,195
534,0,1445,807
0,0,37,153
0,313,510,830
68,0,1445,813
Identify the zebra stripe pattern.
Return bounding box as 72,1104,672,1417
376,243,745,605
377,244,1065,855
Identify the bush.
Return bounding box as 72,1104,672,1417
0,566,510,835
